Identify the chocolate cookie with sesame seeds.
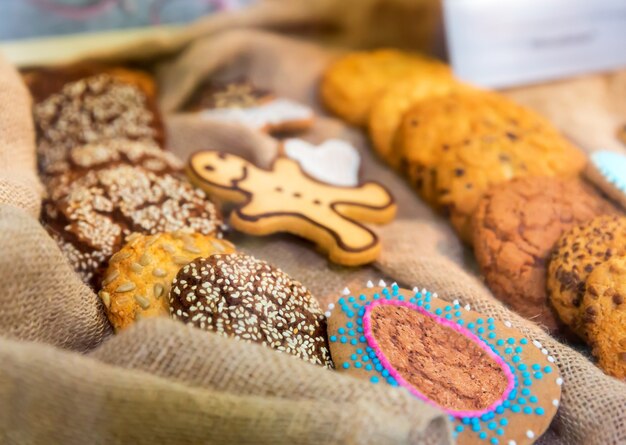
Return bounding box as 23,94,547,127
32,73,164,177
579,256,626,379
548,215,626,338
99,232,235,331
43,161,224,289
169,253,332,368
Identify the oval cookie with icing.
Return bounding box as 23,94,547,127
327,283,562,445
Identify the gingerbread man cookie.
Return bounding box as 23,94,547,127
327,282,562,445
187,151,396,266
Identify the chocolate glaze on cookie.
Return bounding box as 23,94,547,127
169,253,332,367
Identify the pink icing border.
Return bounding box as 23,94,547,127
363,299,516,418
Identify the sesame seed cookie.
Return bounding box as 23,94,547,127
579,256,626,379
473,177,616,333
100,232,235,331
327,283,562,445
43,162,223,288
33,74,163,176
320,49,450,126
368,73,459,164
169,253,332,368
548,215,626,338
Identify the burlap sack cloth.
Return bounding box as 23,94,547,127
1,8,626,445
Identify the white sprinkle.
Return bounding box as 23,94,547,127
432,292,438,299
324,311,331,317
548,356,555,363
328,303,335,310
556,377,563,386
508,441,517,445
464,304,471,311
342,287,350,295
541,348,549,355
421,288,427,294
412,286,419,293
366,280,374,288
533,340,542,349
552,399,559,407
504,321,512,328
452,299,459,306
378,279,386,287
526,430,535,439
391,282,398,287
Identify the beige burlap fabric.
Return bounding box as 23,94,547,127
1,12,626,445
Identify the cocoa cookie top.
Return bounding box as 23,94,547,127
473,177,616,333
34,74,160,175
169,253,332,368
548,215,626,337
327,282,562,445
43,164,223,288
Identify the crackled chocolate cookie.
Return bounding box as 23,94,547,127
548,215,626,337
579,256,626,379
321,49,450,126
43,163,223,288
99,232,234,331
169,253,332,367
328,283,562,445
33,73,163,176
473,177,616,333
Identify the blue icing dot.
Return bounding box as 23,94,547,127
495,406,504,415
370,376,379,383
529,396,538,403
532,364,541,371
544,366,552,374
534,372,543,379
522,372,530,378
346,322,354,328
417,300,424,307
503,400,511,408
359,336,367,343
338,328,345,335
462,418,471,425
477,318,484,325
467,323,475,330
522,388,530,396
445,305,451,312
340,336,347,344
496,339,505,346
348,330,355,336
535,407,545,415
507,338,514,345
348,296,355,303
362,355,370,362
515,346,523,353
488,421,497,430
455,311,462,317
523,407,532,415
358,308,365,316
457,319,464,325
472,424,481,432
357,327,363,333
518,364,527,371
488,332,496,339
496,428,504,436
373,294,380,300
375,364,383,372
382,369,390,377
373,358,380,364
424,304,431,310
518,397,526,405
435,308,443,315
511,405,521,413
499,418,508,426
455,425,464,433
350,354,357,360
512,355,521,363
479,432,487,440
354,362,362,369
445,314,452,320
387,377,397,385
342,362,350,369
346,311,354,318
357,348,364,354
369,352,376,359
365,364,373,371
350,339,358,345
329,336,337,342
382,288,390,294
505,348,513,354
487,317,494,323
357,318,363,326
520,338,528,345
523,379,532,386
490,438,499,444
359,295,367,301
488,324,495,331
477,327,485,334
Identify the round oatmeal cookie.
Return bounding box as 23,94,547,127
169,253,332,368
473,177,616,333
320,49,450,126
579,256,626,379
43,164,223,288
100,232,235,331
394,90,586,188
548,215,626,337
368,73,460,164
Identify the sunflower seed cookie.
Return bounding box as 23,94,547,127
321,49,450,126
548,215,626,337
473,177,616,333
328,283,562,445
579,256,626,379
169,253,332,368
100,232,235,331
